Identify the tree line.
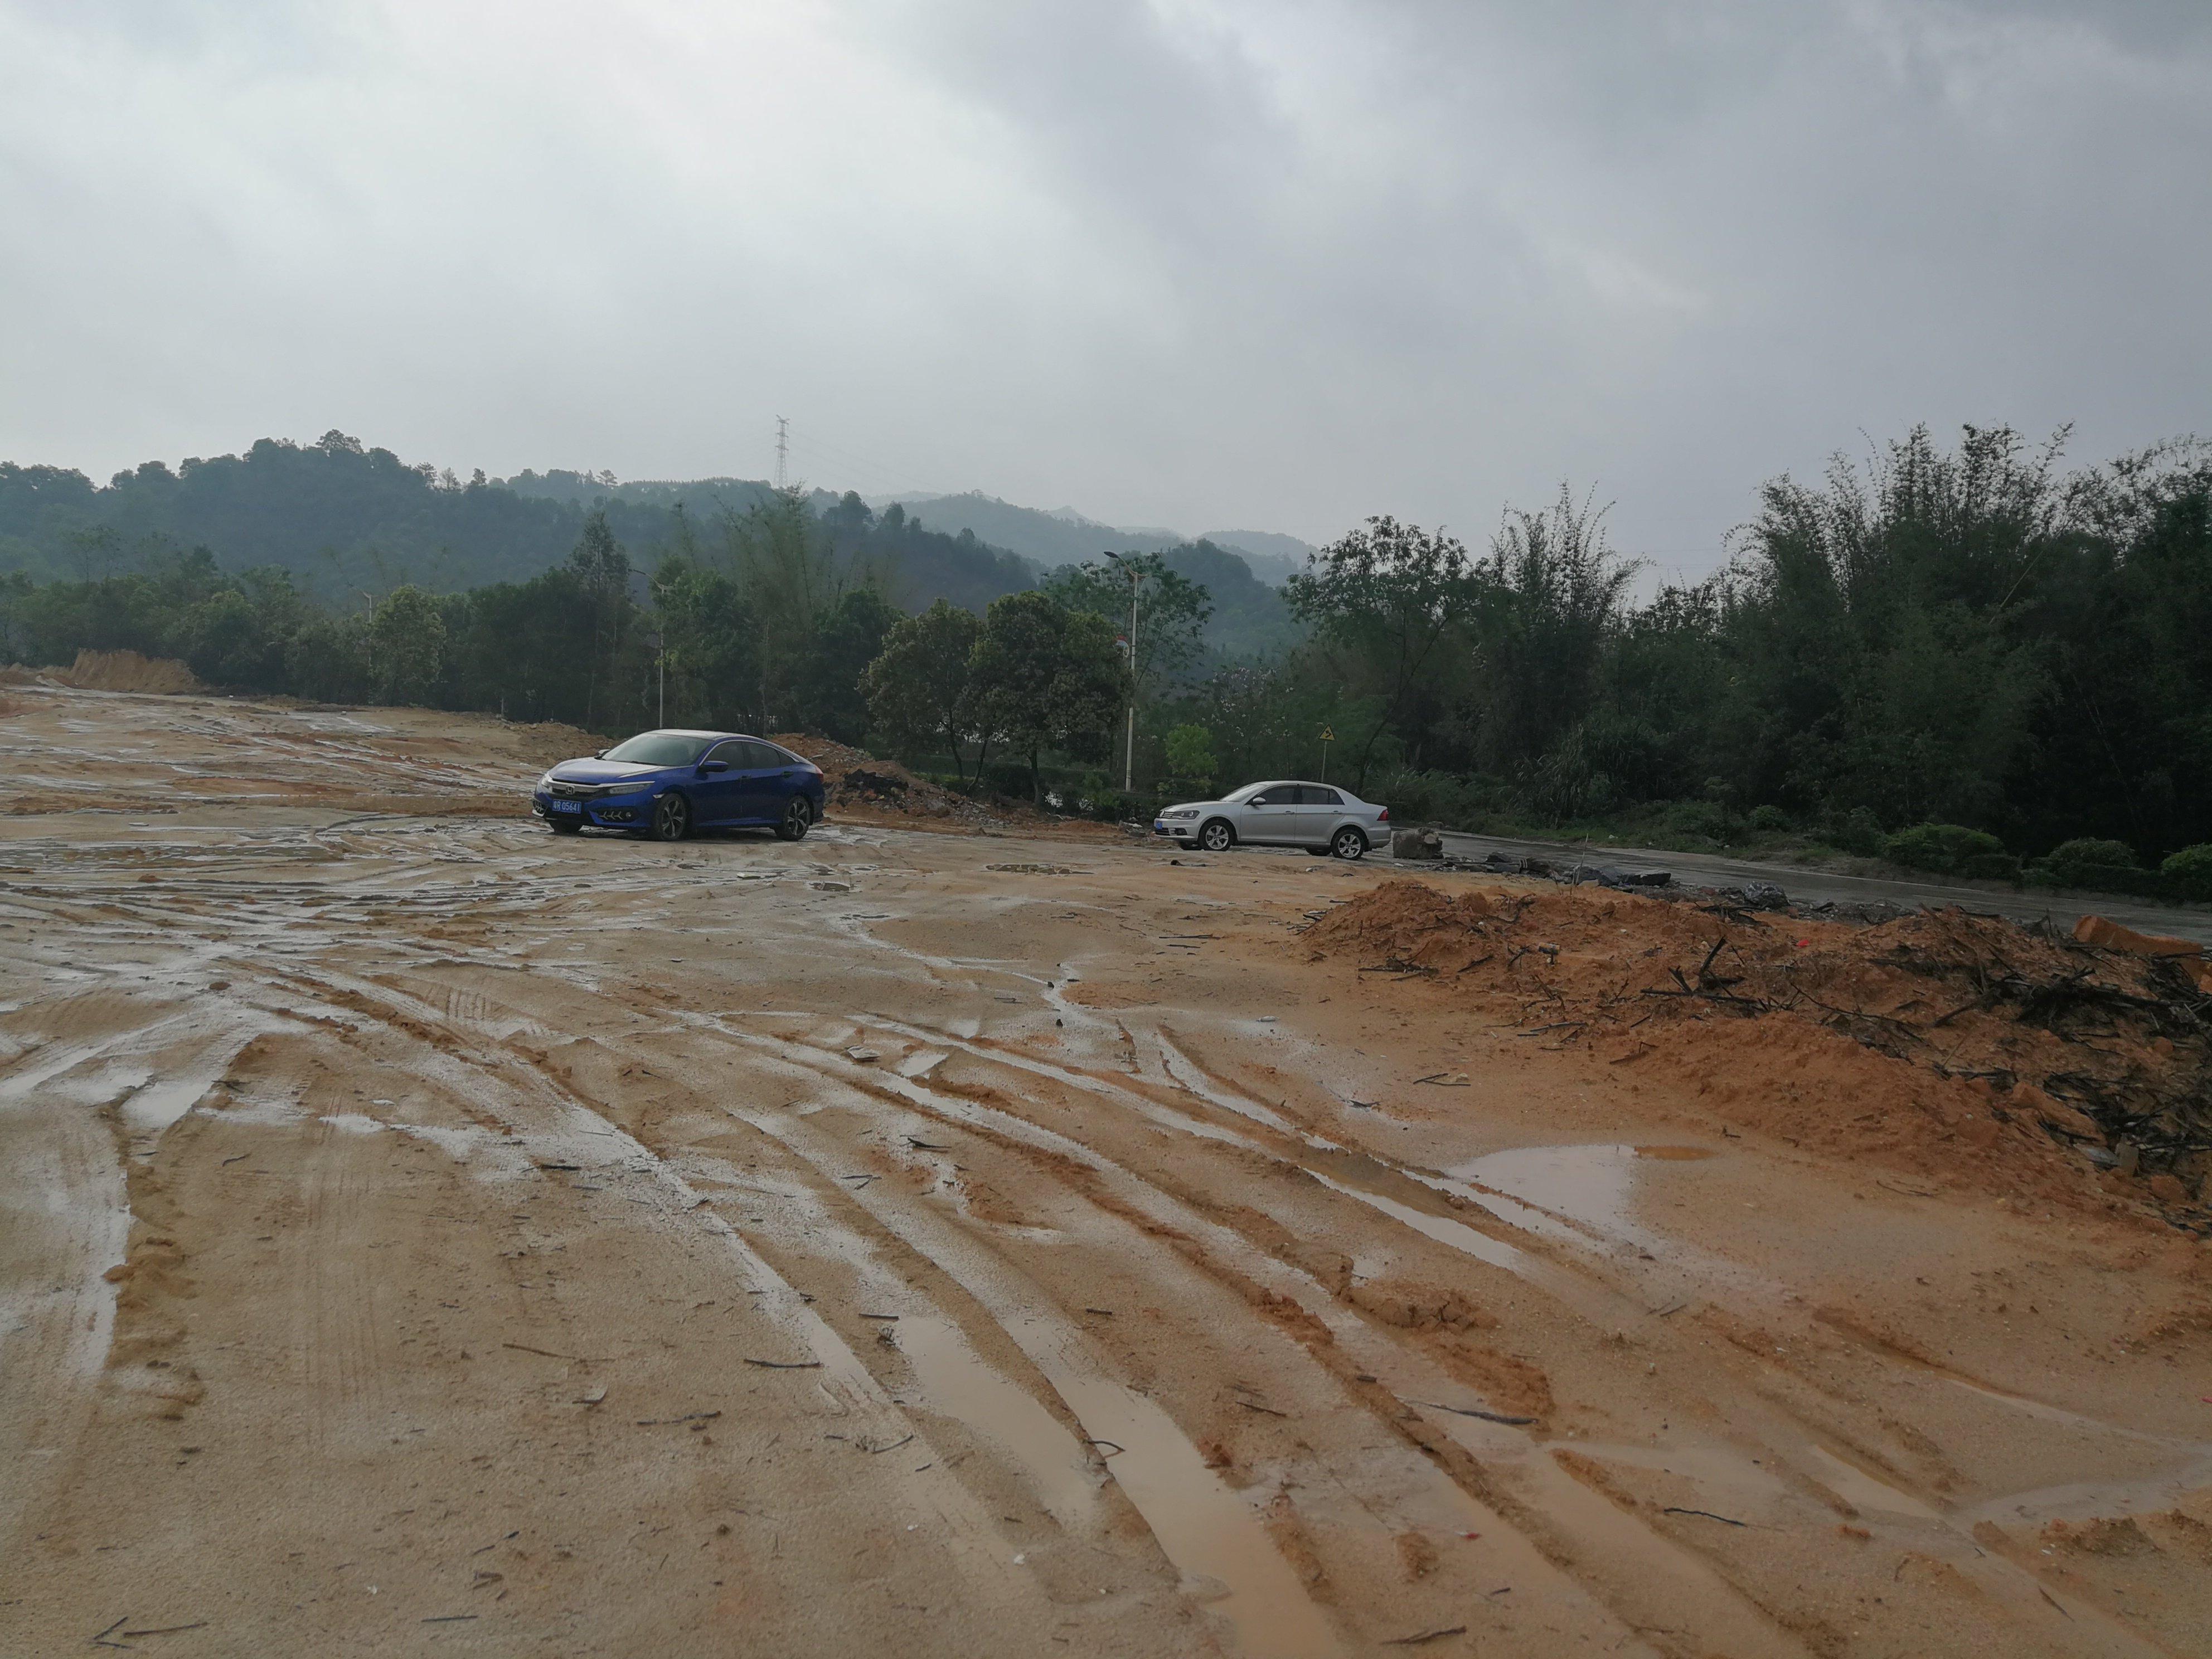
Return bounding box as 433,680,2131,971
3,421,2209,865
1202,424,2211,867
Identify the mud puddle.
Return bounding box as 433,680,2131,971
895,1314,1100,1530
1053,1374,1343,1659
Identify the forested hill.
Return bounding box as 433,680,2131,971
0,433,1040,615
0,433,1298,654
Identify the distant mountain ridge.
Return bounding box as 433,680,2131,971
870,489,1312,585
0,438,1306,657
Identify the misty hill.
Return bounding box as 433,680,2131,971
0,435,1037,616
876,490,1185,567
1197,530,1309,586
871,489,1313,589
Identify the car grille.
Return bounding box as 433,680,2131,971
547,781,609,801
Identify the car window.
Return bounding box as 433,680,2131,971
706,740,749,765
1306,787,1343,806
743,741,787,769
603,732,714,766
1247,788,1281,806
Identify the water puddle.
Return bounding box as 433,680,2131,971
1440,1143,1715,1256
895,1315,1099,1530
1053,1374,1343,1659
1307,1171,1542,1279
1803,1445,1943,1520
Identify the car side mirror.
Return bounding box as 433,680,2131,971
594,749,607,759
700,760,729,774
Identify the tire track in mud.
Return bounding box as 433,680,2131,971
221,958,1180,1648
674,915,2181,1659
254,941,1604,1653
695,1018,1821,1659
845,1012,2186,1658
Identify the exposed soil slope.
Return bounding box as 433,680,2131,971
1306,880,2212,1224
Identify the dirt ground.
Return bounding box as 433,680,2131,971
4,682,2211,1659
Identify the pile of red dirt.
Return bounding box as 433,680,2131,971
1306,880,2212,1224
770,735,1004,830
54,650,202,693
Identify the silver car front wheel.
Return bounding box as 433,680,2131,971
1199,818,1235,853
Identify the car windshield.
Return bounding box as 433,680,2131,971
600,733,714,767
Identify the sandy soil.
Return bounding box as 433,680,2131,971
4,682,2211,1659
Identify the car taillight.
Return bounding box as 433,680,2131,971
1379,807,1390,822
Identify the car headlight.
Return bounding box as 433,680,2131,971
1162,808,1199,819
537,771,555,790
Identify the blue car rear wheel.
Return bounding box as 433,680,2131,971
775,795,813,841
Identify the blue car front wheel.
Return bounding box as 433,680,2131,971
650,792,692,842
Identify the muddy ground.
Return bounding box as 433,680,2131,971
3,682,2210,1658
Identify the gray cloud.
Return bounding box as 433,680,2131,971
2,0,2205,576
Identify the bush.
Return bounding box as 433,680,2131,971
1748,804,1792,833
1884,823,2005,876
1162,724,1216,787
2044,837,2141,884
1660,799,1734,845
1079,789,1143,823
1961,852,2022,884
1825,806,1886,857
2162,843,2212,903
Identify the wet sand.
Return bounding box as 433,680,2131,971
4,683,2210,1657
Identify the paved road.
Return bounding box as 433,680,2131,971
1423,828,2212,948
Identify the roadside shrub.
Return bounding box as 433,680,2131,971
1162,724,1216,789
1825,806,1885,857
1748,804,1792,834
2043,837,2141,883
1961,852,2023,884
2162,843,2212,903
1081,788,1143,823
1660,799,1734,845
1884,823,2004,876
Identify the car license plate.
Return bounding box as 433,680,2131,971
550,799,583,814
1153,819,1167,831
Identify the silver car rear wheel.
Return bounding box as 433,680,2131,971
1330,826,1366,860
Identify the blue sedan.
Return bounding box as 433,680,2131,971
532,729,826,842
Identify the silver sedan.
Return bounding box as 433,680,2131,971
1152,780,1390,860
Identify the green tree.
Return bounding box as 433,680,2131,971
797,585,900,742
1284,516,1474,785
367,585,447,704
1046,551,1212,689
861,599,984,779
968,590,1126,802
1163,722,1217,786
567,508,633,730
1463,486,1640,773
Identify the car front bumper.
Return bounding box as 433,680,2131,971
533,787,651,828
1152,819,1197,838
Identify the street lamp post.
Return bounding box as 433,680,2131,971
1103,552,1139,794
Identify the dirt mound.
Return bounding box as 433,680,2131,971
770,735,1003,828
1306,880,2212,1223
55,649,201,693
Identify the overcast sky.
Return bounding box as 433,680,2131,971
3,1,2207,575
